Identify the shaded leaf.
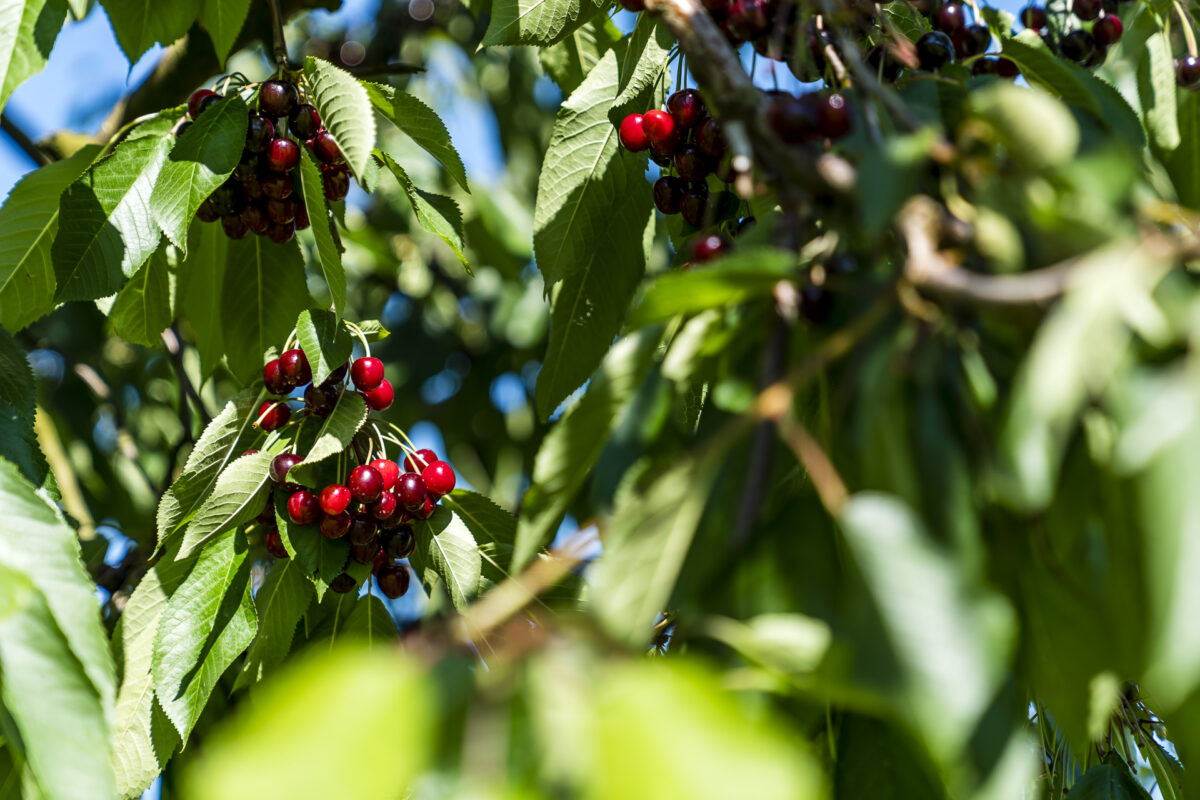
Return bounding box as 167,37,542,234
286,391,367,486
177,451,274,558
199,0,250,67
303,57,376,180
177,220,229,377
108,247,172,347
0,326,34,423
538,16,621,95
294,307,352,387
234,560,314,690
376,150,468,268
297,150,345,318
410,507,481,611
364,83,469,192
100,0,203,63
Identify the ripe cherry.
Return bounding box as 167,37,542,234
695,118,726,157
649,126,683,158
935,2,966,34
395,472,427,509
304,382,338,416
312,131,344,165
349,464,384,503
369,459,400,491
290,103,321,140
1092,14,1122,45
404,449,439,472
261,173,294,200
328,362,349,383
267,221,295,244
767,93,817,143
363,379,394,411
377,565,411,599
287,489,321,526
350,357,385,391
680,186,709,227
197,200,219,223
956,24,991,57
1019,4,1047,28
328,573,357,594
691,233,731,262
817,93,853,139
995,57,1020,77
619,0,646,10
279,348,312,385
412,495,437,520
371,492,398,520
174,121,192,138
188,89,221,120
667,89,706,128
267,138,300,172
259,79,298,117
653,176,684,215
241,205,270,234
263,358,292,395
383,524,416,558
1073,0,1101,19
294,201,310,231
351,540,382,565
674,144,712,182
323,169,350,202
916,31,955,70
257,493,275,523
642,109,676,147
246,114,274,152
266,197,297,225
319,511,352,539
210,182,243,216
1059,29,1095,63
1178,56,1200,87
269,453,303,484
618,113,650,152
727,0,769,39
348,516,378,545
265,527,288,558
422,461,456,496
257,401,291,431
319,484,352,516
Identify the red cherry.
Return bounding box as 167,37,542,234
373,548,392,573
261,173,294,200
259,80,298,117
269,453,303,484
383,525,416,558
618,113,650,152
667,88,707,128
319,511,352,540
312,131,345,165
266,138,300,172
377,565,411,598
348,515,379,545
265,527,288,558
695,117,726,157
1092,14,1122,45
246,114,274,152
369,459,400,490
294,201,310,231
619,0,645,9
362,379,394,411
290,103,321,140
351,540,382,564
287,490,321,526
691,233,731,262
328,573,357,593
348,465,384,503
404,449,439,472
188,89,220,120
263,358,293,394
642,109,676,146
412,495,436,520
243,449,261,457
279,348,311,385
304,382,338,416
653,176,684,215
350,357,385,391
323,169,350,202
266,221,295,244
266,196,297,225
319,484,352,516
422,461,456,496
395,472,427,509
371,492,398,520
817,94,854,139
241,204,270,234
257,401,291,431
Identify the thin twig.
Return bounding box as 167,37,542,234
267,0,292,70
33,408,96,540
342,62,426,78
777,418,849,515
162,326,212,427
0,114,52,166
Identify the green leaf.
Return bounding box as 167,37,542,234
0,326,34,423
156,386,263,547
234,560,314,690
99,0,202,63
303,57,376,181
178,220,228,378
198,0,250,67
1164,89,1200,208
287,391,367,486
0,458,116,715
514,328,660,570
153,533,256,739
836,493,1014,763
363,83,469,193
108,247,172,347
0,144,100,330
0,0,67,115
627,248,795,329
53,119,175,302
219,234,312,383
834,715,946,800
0,566,116,800
356,319,389,342
410,507,481,611
1143,738,1183,800
294,308,352,387
150,95,248,252
341,593,396,643
881,0,930,42
533,46,650,286
590,449,722,646
538,16,621,95
376,150,468,268
183,644,432,800
441,490,516,589
703,614,831,677
1139,32,1180,151
481,0,606,46
177,450,274,558
297,150,345,318
1070,754,1153,799
1000,32,1144,149
612,16,672,108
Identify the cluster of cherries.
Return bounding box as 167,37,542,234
908,4,1017,75
619,0,808,65
254,347,395,433
179,77,352,244
262,447,456,598
1016,0,1124,67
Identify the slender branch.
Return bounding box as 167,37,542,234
162,326,212,427
267,0,293,70
778,418,849,515
33,407,96,540
1,113,52,166
343,62,426,78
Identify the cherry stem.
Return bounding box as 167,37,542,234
267,0,291,71
1175,0,1198,57
343,320,372,358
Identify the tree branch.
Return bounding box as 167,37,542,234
1,113,52,166
343,61,426,78
162,326,212,428
268,0,294,70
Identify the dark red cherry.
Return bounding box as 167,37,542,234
263,358,293,394
422,461,456,496
259,80,298,117
188,89,221,120
245,114,274,152
1059,29,1096,63
290,103,321,140
278,348,311,385
197,200,219,223
328,573,358,594
817,93,853,139
916,31,955,70
395,472,427,509
269,453,303,484
348,515,379,545
319,511,352,540
266,221,295,244
768,93,818,143
1092,14,1122,45
257,401,290,431
312,131,344,165
261,173,294,200
618,113,650,152
348,465,384,503
653,176,684,215
266,196,297,225
220,214,247,239
691,233,731,262
319,484,352,516
303,382,338,416
404,449,439,472
1019,4,1047,28
727,0,769,39
935,2,966,34
350,357,385,391
265,527,288,558
294,201,310,231
1073,0,1101,19
649,126,683,158
266,138,300,172
241,204,270,234
680,187,709,227
1178,55,1200,87
667,89,707,128
412,495,436,520
371,491,398,520
955,24,992,58
383,524,416,558
363,379,394,411
619,0,646,9
377,565,410,598
674,144,712,182
351,540,382,565
287,489,321,526
695,117,726,157
322,169,350,202
174,120,192,138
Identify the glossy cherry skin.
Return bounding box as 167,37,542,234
1092,14,1122,45
674,145,712,182
1059,29,1095,64
265,527,288,558
916,31,955,70
267,221,295,244
1178,56,1200,87
319,484,352,516
263,358,293,394
641,109,676,147
691,234,731,262
653,176,684,215
304,382,338,416
935,2,966,34
323,169,350,202
312,131,344,165
395,472,427,509
270,453,303,484
350,357,385,391
383,524,416,558
261,173,294,200
287,490,321,526
351,540,382,565
422,461,456,495
1073,0,1101,19
259,80,298,117
246,114,274,152
257,401,291,431
319,511,352,539
328,362,349,383
266,138,300,172
368,459,400,491
188,89,220,120
817,94,853,140
266,197,297,225
404,449,439,472
241,204,270,234
348,464,384,503
695,118,726,157
618,113,650,152
348,515,378,545
412,495,437,520
955,24,991,58
363,379,394,411
649,126,683,159
279,349,311,386
371,491,398,520
377,565,411,598
680,187,709,227
328,573,358,594
667,89,707,128
290,103,321,139
1019,4,1047,28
